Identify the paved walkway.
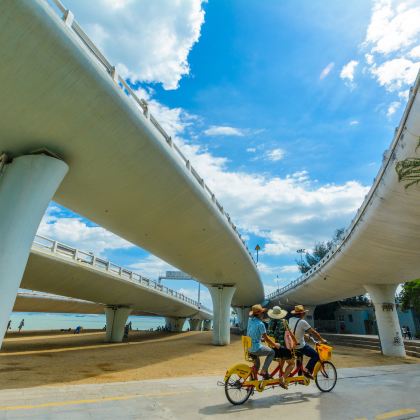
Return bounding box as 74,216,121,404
0,364,419,419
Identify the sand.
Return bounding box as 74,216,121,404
1,330,418,390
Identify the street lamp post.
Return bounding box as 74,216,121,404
297,248,305,266
255,244,261,263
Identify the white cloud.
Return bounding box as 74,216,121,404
387,101,401,117
340,60,359,87
65,0,206,90
246,147,257,153
129,255,176,280
364,0,420,55
203,126,246,137
37,207,133,256
319,62,335,80
409,45,420,59
266,148,285,162
349,120,359,126
370,58,419,91
361,0,420,120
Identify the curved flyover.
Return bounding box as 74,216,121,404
266,71,420,356
0,0,262,346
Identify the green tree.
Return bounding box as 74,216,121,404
296,228,345,273
395,157,420,189
399,280,420,312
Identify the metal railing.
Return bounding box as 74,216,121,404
32,234,212,313
266,70,420,302
48,0,256,265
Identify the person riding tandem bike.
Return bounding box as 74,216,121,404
222,304,337,405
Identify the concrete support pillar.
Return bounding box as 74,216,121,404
105,306,132,342
203,319,212,331
189,319,202,331
305,306,316,327
165,317,186,332
209,285,236,345
0,154,68,349
234,306,250,333
364,284,406,357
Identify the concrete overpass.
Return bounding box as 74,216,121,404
0,0,262,348
13,290,212,333
7,233,213,344
265,71,420,357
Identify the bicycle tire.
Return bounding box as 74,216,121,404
224,373,254,405
315,361,337,392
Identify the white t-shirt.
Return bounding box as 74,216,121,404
288,317,311,349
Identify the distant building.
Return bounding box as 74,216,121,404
315,305,419,337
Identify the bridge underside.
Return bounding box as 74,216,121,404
269,74,420,357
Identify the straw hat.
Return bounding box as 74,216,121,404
267,306,287,320
249,304,267,316
291,304,309,314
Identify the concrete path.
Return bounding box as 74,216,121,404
0,364,419,419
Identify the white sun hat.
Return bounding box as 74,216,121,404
267,306,287,320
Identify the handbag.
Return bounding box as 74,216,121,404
284,319,298,350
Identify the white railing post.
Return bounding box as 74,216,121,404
63,9,74,27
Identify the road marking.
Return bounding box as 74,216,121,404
375,408,417,419
0,390,193,411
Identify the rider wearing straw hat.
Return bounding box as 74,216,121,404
288,305,327,379
246,304,280,379
267,306,295,389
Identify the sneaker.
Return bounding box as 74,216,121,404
303,370,314,380
260,372,272,380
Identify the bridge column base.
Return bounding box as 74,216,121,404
234,306,250,334
0,154,68,349
209,285,236,346
189,319,202,331
203,319,212,331
165,317,186,332
364,284,406,357
105,306,132,342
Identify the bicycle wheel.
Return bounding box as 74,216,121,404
224,373,254,405
315,361,337,392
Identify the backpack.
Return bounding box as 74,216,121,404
284,319,298,350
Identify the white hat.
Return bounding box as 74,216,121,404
267,306,287,320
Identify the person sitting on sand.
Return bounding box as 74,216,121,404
247,304,279,379
267,306,296,389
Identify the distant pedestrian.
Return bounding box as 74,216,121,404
406,326,412,340
18,319,24,332
402,326,407,339
7,320,11,330
124,324,129,339
74,326,82,334
128,321,132,331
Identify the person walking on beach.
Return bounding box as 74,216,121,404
18,319,24,332
7,320,11,331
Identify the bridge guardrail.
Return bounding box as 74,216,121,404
48,0,256,266
266,70,420,302
32,234,212,313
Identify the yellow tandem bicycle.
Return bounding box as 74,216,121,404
222,336,337,405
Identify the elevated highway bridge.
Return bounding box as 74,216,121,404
7,233,213,344
265,71,420,357
0,0,262,348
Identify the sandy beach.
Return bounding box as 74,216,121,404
1,330,418,390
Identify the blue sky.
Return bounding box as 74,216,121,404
40,0,420,308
